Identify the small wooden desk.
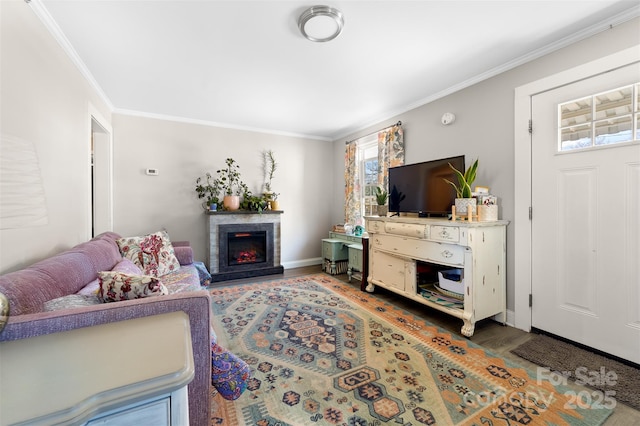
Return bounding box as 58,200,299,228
322,232,369,291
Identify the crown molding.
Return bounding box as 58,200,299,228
330,5,640,141
113,109,332,142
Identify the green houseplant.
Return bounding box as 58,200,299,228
241,190,269,213
216,158,247,210
444,158,479,215
374,186,388,216
195,172,222,211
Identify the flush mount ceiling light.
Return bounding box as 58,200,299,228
298,5,344,42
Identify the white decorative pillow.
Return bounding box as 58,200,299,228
97,271,168,303
116,231,180,277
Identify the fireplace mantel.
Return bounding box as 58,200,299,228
207,211,284,282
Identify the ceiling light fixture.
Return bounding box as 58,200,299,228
298,5,344,42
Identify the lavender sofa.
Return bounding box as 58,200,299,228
0,232,212,425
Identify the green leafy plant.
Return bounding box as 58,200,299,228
195,172,222,209
217,158,246,196
444,158,478,198
374,186,388,205
240,190,268,213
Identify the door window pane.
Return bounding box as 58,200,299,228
558,83,638,152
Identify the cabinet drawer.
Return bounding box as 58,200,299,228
322,239,348,260
384,222,427,239
347,244,363,270
370,250,408,291
329,232,361,243
372,234,464,265
430,225,459,243
87,397,170,425
366,220,384,233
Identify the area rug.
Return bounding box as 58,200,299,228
511,333,640,411
209,274,613,425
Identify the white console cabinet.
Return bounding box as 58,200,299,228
365,217,508,337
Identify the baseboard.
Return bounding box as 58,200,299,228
492,309,516,328
282,257,323,269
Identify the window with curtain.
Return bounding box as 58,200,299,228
344,123,404,226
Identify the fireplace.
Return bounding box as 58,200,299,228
208,211,284,282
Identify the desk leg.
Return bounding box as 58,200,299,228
360,240,369,292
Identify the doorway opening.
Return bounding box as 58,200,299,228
90,110,112,238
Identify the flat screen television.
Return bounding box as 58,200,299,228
388,155,465,217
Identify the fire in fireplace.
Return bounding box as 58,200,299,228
228,231,266,266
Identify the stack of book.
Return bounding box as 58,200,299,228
332,224,346,233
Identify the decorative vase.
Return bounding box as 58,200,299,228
454,198,477,215
270,200,280,211
209,203,217,212
478,204,498,221
223,195,240,211
376,205,388,217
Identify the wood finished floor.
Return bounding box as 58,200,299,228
211,266,640,425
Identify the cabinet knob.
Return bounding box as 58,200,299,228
441,250,453,258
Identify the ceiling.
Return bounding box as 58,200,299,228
34,0,639,141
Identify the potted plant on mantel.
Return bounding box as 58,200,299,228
195,172,222,211
217,158,247,211
374,186,388,216
262,149,280,210
444,158,479,216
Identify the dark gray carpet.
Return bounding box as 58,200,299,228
511,334,640,411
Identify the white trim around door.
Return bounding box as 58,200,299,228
513,45,640,332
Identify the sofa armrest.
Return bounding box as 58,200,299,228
0,291,211,426
172,242,194,265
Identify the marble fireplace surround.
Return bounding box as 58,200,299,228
207,211,284,282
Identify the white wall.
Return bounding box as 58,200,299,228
332,17,640,313
0,0,111,273
112,114,333,267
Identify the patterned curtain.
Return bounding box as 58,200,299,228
344,123,404,225
344,141,360,225
377,124,405,193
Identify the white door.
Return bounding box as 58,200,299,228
531,62,640,364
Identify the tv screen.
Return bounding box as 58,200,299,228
388,155,465,217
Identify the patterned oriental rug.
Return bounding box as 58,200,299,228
208,275,612,425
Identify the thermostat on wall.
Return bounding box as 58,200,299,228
146,168,159,176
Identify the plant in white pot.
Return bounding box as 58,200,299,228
216,158,246,211
444,158,479,216
374,186,388,216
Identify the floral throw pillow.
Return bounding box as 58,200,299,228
116,231,180,277
98,271,168,303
